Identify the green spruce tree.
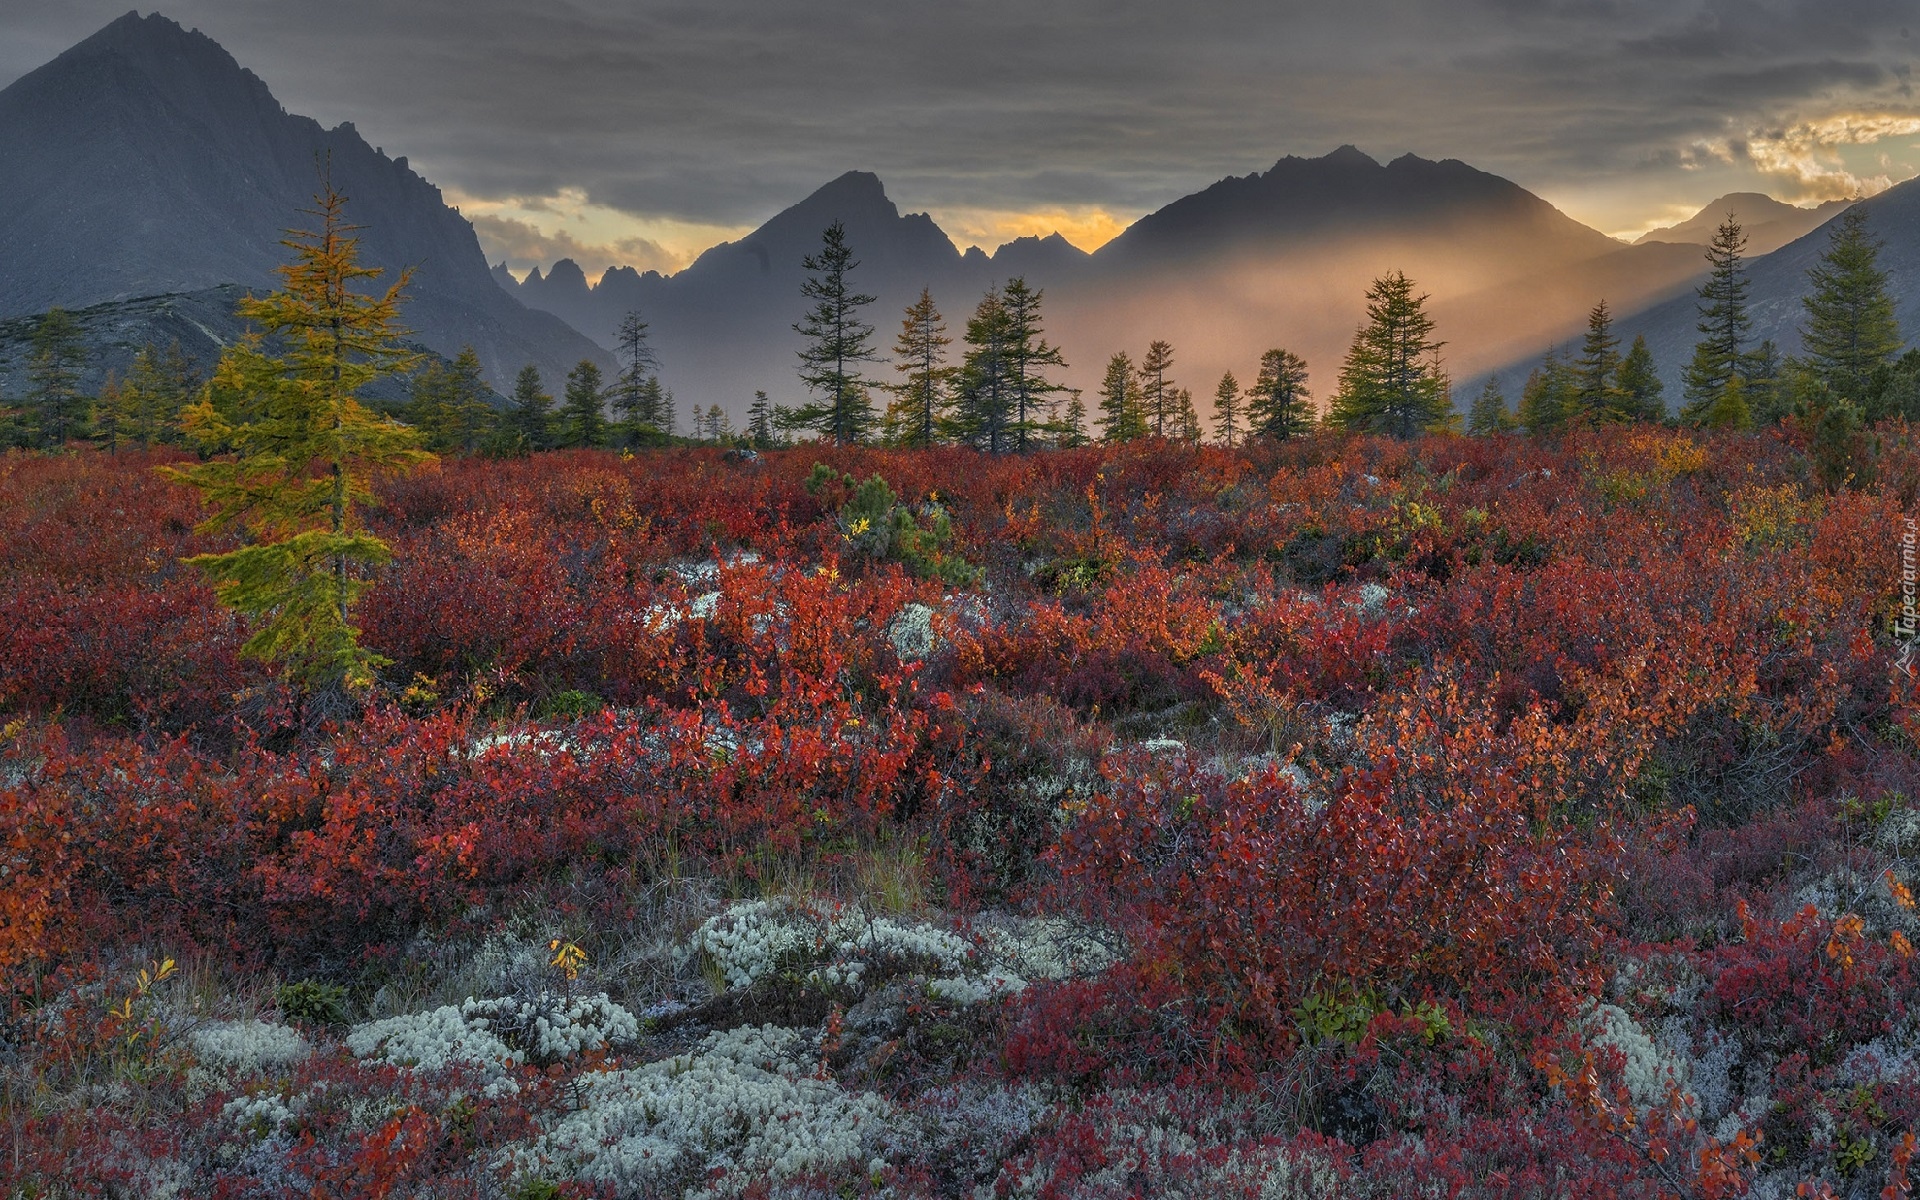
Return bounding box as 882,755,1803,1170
1212,371,1242,446
746,390,779,449
1466,375,1512,436
1517,348,1579,437
1001,277,1068,451
27,307,88,448
792,221,879,444
1615,335,1665,422
421,346,493,454
508,364,554,452
1246,348,1312,440
1328,271,1449,438
1681,215,1752,425
1800,207,1901,415
1568,300,1624,428
1097,351,1147,443
561,359,608,448
1057,389,1090,448
948,287,1013,452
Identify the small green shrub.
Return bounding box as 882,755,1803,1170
813,465,981,586
276,979,348,1028
539,689,605,719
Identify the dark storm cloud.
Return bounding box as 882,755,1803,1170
2,0,1915,233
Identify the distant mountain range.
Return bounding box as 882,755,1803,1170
6,13,1912,425
1634,193,1853,257
496,149,1722,419
0,12,608,392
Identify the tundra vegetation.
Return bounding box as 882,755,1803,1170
4,205,1920,1199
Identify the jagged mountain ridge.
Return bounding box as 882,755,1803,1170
499,150,1712,419
0,11,609,389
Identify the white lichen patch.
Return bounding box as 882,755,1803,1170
1584,1002,1691,1112
686,898,974,996
462,992,640,1065
347,992,638,1078
190,1019,311,1076
222,1091,299,1141
928,968,1027,1006
347,1004,521,1074
510,1023,892,1198
889,602,937,661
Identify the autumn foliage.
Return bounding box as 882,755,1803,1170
3,422,1919,1195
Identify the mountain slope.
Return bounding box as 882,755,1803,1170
0,12,607,388
1635,193,1852,257
1601,177,1920,401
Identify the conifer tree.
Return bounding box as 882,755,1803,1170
1700,373,1751,430
1681,215,1752,425
27,307,88,448
1137,340,1176,436
1001,277,1069,451
611,312,665,444
1800,207,1901,411
1246,348,1312,440
644,377,673,438
410,346,491,454
1057,389,1090,448
1174,387,1202,443
1328,271,1449,438
164,181,431,690
884,288,953,449
1811,398,1873,490
949,287,1014,451
1518,349,1577,436
1097,351,1147,442
406,359,452,448
561,359,608,448
747,390,778,449
1466,375,1512,436
508,363,554,451
1745,338,1786,425
1569,300,1624,427
1212,371,1242,446
1616,335,1665,422
793,221,879,444
93,371,130,452
120,343,190,449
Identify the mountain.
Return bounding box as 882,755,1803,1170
0,12,608,389
1051,150,1705,409
498,170,1009,416
1635,193,1853,257
1095,145,1619,272
502,148,1721,423
0,287,443,405
1601,177,1920,401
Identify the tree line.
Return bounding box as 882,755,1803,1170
1471,208,1920,459
773,223,1454,451
7,202,1915,465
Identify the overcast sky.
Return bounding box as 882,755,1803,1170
4,1,1918,275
